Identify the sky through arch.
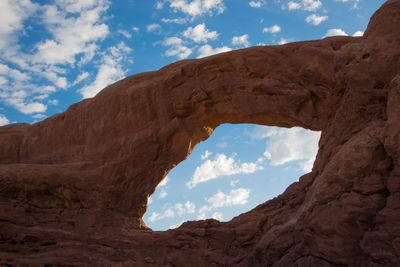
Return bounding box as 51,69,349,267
144,123,320,230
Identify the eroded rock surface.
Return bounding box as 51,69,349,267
1,0,400,266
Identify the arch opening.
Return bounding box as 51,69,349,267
143,123,321,230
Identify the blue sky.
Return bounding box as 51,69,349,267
0,0,385,230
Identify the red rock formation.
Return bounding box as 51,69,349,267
1,0,399,265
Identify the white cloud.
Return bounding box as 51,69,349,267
199,188,251,214
302,0,322,11
0,114,9,126
161,18,187,24
146,23,161,32
0,0,38,50
80,42,131,98
288,1,301,10
33,2,109,66
287,0,321,11
353,30,364,37
305,14,328,25
0,0,115,116
118,29,132,38
175,201,196,215
132,26,140,31
232,34,250,47
7,98,47,114
323,28,348,38
183,23,218,43
255,126,320,172
263,25,281,34
168,0,225,17
163,37,192,59
201,150,213,160
148,208,175,222
249,0,266,8
197,44,232,58
158,189,168,199
186,153,263,188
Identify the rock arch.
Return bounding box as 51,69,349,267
1,0,399,265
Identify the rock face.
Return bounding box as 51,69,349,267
1,0,400,265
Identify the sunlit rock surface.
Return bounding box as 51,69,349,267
1,0,400,265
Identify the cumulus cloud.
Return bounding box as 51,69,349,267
249,0,266,8
168,0,225,17
175,201,196,215
199,188,250,215
163,37,192,59
186,153,263,188
201,150,213,160
305,14,328,25
287,0,321,11
183,23,218,43
146,23,161,32
249,126,320,172
80,42,131,98
232,34,250,47
323,28,348,38
0,114,9,126
353,30,364,37
197,44,231,58
263,25,281,34
149,208,175,222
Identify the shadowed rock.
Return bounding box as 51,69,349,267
1,0,400,265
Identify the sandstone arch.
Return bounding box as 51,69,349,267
1,0,400,265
